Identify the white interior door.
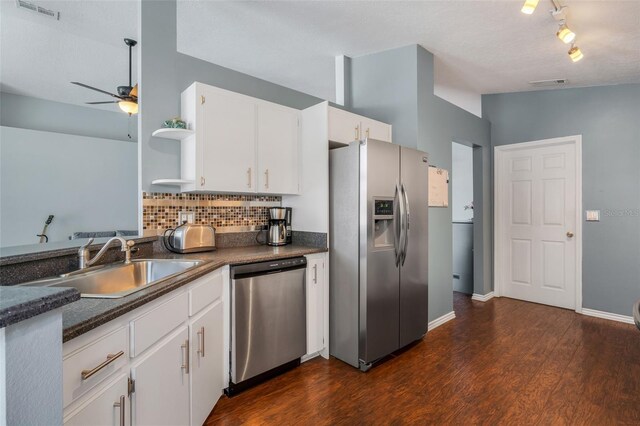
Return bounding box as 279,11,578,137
496,138,579,309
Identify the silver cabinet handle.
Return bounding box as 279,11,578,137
247,168,252,188
265,169,269,189
366,128,370,139
354,125,360,140
197,327,205,358
313,264,318,284
181,340,189,374
113,395,125,426
81,351,124,380
200,176,205,186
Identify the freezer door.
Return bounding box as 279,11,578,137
399,146,429,347
360,139,401,364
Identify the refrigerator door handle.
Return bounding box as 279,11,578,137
401,183,410,265
393,184,402,266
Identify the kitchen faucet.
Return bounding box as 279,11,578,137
78,237,135,269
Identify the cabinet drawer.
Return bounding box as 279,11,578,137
189,272,223,316
130,292,188,357
64,374,129,426
63,326,128,408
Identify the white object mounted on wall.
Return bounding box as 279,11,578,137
429,166,449,207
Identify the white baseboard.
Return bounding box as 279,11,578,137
471,291,495,302
428,311,456,331
301,352,320,363
581,308,634,325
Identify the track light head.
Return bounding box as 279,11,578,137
568,45,584,62
521,0,539,14
557,23,576,44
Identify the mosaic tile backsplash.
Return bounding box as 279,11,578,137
142,192,281,235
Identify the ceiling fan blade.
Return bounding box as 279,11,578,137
129,83,138,99
71,82,123,99
86,101,119,105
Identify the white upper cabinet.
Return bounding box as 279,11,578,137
328,106,392,146
257,103,299,194
201,85,257,193
180,82,299,195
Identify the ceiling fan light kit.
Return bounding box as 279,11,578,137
521,0,584,62
71,38,139,114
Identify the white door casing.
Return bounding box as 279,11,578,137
494,136,582,311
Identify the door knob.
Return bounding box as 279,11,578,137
566,231,574,238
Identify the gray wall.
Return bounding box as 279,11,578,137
349,45,492,322
139,0,322,193
0,92,136,142
0,126,138,247
350,45,418,149
483,84,640,316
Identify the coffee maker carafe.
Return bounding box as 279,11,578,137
267,207,287,246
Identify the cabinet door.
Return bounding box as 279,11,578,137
201,86,256,193
257,103,299,194
361,118,392,143
64,375,129,426
132,327,189,426
328,107,360,145
190,302,224,426
306,257,325,355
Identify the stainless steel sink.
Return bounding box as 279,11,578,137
19,259,204,298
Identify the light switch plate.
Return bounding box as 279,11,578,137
586,210,600,222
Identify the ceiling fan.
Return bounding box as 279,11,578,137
71,38,138,115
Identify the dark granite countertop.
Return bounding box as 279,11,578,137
61,245,327,342
0,286,80,329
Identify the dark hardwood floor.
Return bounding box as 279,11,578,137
206,293,640,425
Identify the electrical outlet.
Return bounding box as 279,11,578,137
178,211,195,224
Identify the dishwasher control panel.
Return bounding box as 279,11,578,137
231,256,307,279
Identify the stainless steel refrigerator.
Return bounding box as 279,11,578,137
329,138,429,371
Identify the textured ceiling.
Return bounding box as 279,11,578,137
177,0,640,102
0,0,138,110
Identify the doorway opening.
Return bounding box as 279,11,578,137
452,142,474,299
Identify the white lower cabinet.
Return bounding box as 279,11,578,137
189,302,224,426
64,374,130,426
305,253,328,359
132,327,190,426
62,267,228,426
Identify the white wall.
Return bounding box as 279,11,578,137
451,142,474,222
433,57,482,118
0,126,138,247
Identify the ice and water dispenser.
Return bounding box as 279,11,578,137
372,198,395,248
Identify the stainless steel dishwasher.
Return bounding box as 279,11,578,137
226,257,307,395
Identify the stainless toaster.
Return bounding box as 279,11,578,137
166,223,216,253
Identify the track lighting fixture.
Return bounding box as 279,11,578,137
521,0,539,14
520,0,585,63
556,23,576,44
568,45,584,62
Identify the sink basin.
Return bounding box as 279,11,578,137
19,259,204,298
